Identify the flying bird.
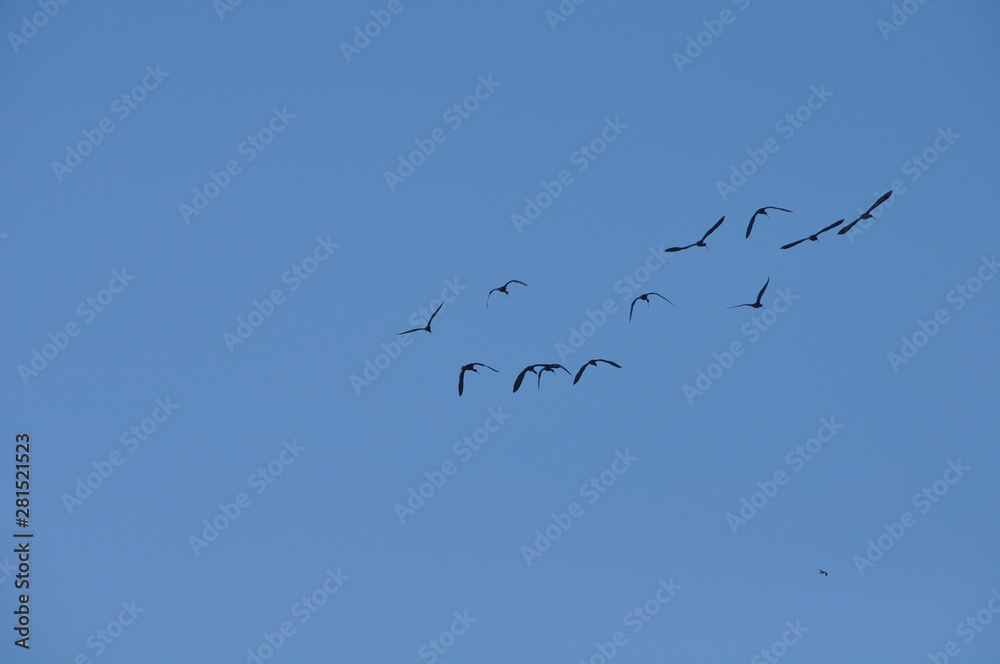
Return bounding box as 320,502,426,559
780,219,844,249
817,569,828,576
728,277,770,309
629,292,673,321
838,190,893,235
535,363,572,389
746,207,792,238
665,216,726,252
398,302,443,335
458,363,498,396
487,280,528,307
512,364,546,393
573,359,622,385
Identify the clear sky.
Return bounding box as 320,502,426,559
2,1,999,662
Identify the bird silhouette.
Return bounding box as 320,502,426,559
535,363,572,389
780,219,844,249
629,292,673,321
458,363,498,396
398,302,443,335
487,280,528,307
573,359,622,385
728,277,770,309
746,207,792,238
838,190,893,235
817,569,828,576
665,216,726,252
512,364,546,393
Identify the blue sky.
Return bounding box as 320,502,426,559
2,0,999,662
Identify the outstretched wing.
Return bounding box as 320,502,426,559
475,363,499,372
700,215,726,242
507,280,528,288
649,292,673,305
755,277,770,305
572,363,590,385
746,210,762,238
426,302,444,326
513,366,535,393
458,368,466,396
865,190,892,216
596,359,622,369
629,297,639,321
781,237,806,250
818,219,845,236
837,218,861,235
664,243,694,253
486,288,499,307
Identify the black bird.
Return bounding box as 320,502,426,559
535,363,572,389
398,302,443,335
629,292,673,321
817,569,828,576
573,359,622,385
728,277,770,309
487,280,528,307
838,190,893,235
512,364,546,393
746,207,793,238
780,219,844,249
665,216,726,252
458,363,498,396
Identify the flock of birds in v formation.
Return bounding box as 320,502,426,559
399,191,893,405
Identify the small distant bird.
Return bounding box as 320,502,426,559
458,363,498,396
838,190,893,235
665,216,726,252
817,569,828,576
746,207,792,238
573,359,622,385
629,292,673,321
398,302,443,335
487,280,528,307
728,277,770,309
535,363,572,389
780,219,844,249
513,364,546,393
